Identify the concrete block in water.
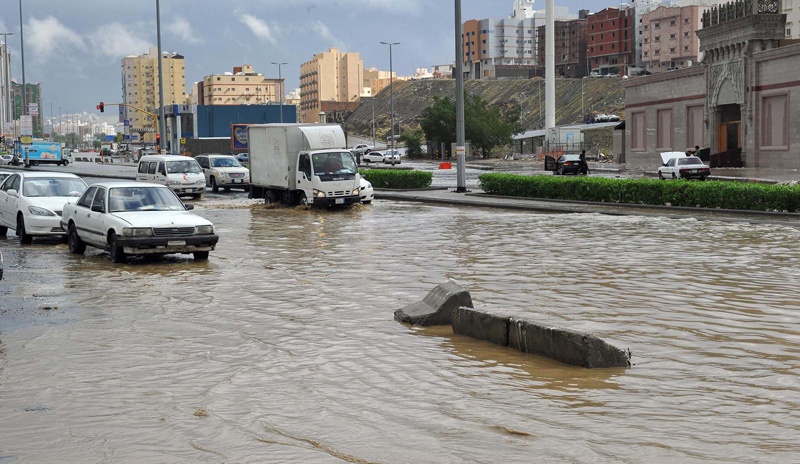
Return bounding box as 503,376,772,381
508,318,630,368
394,282,473,326
452,307,510,347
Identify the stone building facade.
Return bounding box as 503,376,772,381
623,0,800,169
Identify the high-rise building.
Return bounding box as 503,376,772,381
363,67,395,99
587,6,635,75
198,65,283,106
536,12,588,78
11,81,42,137
463,0,575,79
299,48,363,123
121,47,186,141
641,4,710,73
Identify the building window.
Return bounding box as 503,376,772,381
655,36,661,43
684,32,690,38
670,33,676,40
761,93,789,149
670,20,676,26
657,108,673,150
631,111,646,150
685,18,690,24
670,47,676,53
655,22,661,29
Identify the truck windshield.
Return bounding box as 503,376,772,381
313,152,357,176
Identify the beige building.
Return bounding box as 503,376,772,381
199,65,283,106
641,5,709,73
364,67,395,99
121,47,186,140
299,48,363,123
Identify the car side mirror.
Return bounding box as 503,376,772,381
184,204,195,210
7,189,18,197
91,204,104,213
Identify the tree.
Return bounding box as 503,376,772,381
398,128,425,158
420,93,521,158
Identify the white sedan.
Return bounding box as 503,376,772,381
360,177,374,204
383,150,402,164
0,171,87,243
0,154,13,165
362,151,385,163
658,152,711,180
61,181,219,263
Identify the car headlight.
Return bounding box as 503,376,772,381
351,188,360,195
313,189,326,198
196,225,214,235
28,206,56,216
216,172,228,178
122,227,153,237
166,180,181,185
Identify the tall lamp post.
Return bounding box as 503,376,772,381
0,32,12,130
454,0,466,192
271,61,287,123
156,0,166,154
380,41,400,166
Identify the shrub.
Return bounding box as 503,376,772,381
478,173,800,212
362,169,433,189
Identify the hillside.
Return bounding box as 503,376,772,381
345,77,626,140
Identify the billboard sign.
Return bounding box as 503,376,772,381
20,115,33,136
231,124,249,150
28,103,39,116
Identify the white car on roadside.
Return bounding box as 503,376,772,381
360,178,374,204
0,154,13,165
382,149,402,164
362,151,386,163
658,152,711,180
0,171,87,243
61,182,219,263
194,154,250,192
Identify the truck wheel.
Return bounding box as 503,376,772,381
265,191,278,205
31,160,39,167
210,177,219,193
62,160,69,166
299,192,309,207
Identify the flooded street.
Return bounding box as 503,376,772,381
1,198,799,463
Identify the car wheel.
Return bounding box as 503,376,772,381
192,193,203,199
658,171,665,180
558,167,564,176
17,215,32,244
0,225,7,235
68,223,86,254
299,192,309,207
672,173,677,180
210,177,219,193
193,251,209,260
108,232,127,263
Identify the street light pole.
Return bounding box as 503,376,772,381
271,61,287,123
0,33,12,129
380,41,400,166
156,0,166,154
455,0,467,192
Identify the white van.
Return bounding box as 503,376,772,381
136,155,206,199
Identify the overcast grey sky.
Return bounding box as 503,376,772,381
0,0,605,116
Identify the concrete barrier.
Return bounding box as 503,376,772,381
398,283,631,369
394,281,473,326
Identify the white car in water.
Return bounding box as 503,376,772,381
61,182,219,263
658,152,711,180
0,171,87,243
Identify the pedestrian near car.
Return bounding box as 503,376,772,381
579,150,589,175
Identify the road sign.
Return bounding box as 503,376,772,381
28,103,39,116
180,137,186,145
20,136,33,145
20,115,33,136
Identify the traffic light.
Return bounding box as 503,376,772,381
156,133,161,145
96,102,104,112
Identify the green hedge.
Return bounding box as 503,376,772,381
478,173,800,212
362,169,433,189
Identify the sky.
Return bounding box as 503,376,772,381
0,0,603,119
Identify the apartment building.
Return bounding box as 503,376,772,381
198,65,283,106
11,81,43,137
463,0,575,79
536,14,588,78
121,47,186,139
299,48,363,123
641,4,709,73
587,7,635,75
364,67,395,98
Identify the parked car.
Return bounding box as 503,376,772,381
360,177,374,204
136,154,206,199
61,182,219,263
545,154,583,175
0,154,13,165
362,151,386,163
383,150,402,164
350,144,374,155
0,171,88,243
235,153,249,164
658,152,711,180
195,154,250,192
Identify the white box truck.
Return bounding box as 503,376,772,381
248,124,362,207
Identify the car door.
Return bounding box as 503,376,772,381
0,174,22,228
196,156,211,184
80,187,109,247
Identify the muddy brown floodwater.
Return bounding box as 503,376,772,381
1,198,799,463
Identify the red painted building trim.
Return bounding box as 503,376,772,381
627,94,706,109
752,80,800,92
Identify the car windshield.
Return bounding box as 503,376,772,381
313,152,357,175
108,187,187,212
211,157,242,168
22,177,86,197
166,160,202,174
678,157,703,166
560,155,581,162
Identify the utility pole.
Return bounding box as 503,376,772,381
156,0,166,154
271,61,287,123
455,0,466,192
0,33,12,130
380,41,400,166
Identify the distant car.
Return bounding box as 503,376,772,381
360,178,374,204
658,153,711,180
195,154,250,192
351,144,374,155
0,171,88,243
61,182,219,263
547,154,584,175
362,151,385,163
383,150,402,164
235,153,249,164
0,154,13,165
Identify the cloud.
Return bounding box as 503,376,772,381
239,14,277,44
26,16,85,61
260,0,423,15
169,17,203,45
86,23,153,59
311,20,346,50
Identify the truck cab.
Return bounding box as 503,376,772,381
297,150,360,207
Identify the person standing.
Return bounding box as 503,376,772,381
579,150,589,175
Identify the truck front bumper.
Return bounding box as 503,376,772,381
312,195,361,207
